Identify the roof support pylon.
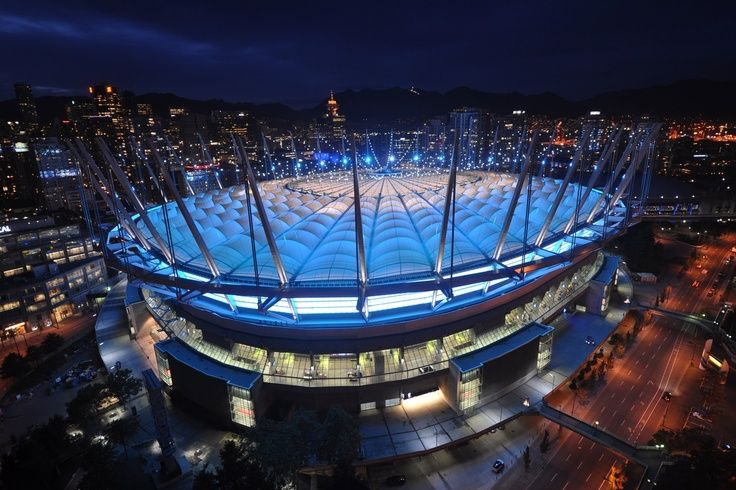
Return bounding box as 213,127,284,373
493,132,537,261
563,127,622,234
234,136,289,287
352,138,369,313
534,133,589,247
434,133,461,276
95,138,175,264
67,140,153,251
584,128,641,224
605,124,661,214
148,139,222,279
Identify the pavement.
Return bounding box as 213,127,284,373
359,282,629,461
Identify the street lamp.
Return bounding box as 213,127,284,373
594,420,599,434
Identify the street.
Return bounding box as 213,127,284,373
523,230,735,489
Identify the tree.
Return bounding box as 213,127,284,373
193,465,219,490
316,407,360,467
106,368,142,406
106,417,137,459
79,442,116,490
1,352,28,378
41,333,64,354
606,351,615,368
194,439,274,490
540,429,550,453
25,345,42,363
67,383,107,422
248,410,320,487
608,462,630,490
0,415,74,489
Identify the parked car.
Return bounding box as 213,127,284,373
662,391,672,402
492,459,505,473
385,475,407,486
585,335,595,345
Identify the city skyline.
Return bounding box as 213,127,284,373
1,4,735,488
1,1,735,105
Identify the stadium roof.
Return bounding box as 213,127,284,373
134,170,600,287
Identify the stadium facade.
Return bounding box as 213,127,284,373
82,123,659,429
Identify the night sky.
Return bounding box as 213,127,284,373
1,0,734,107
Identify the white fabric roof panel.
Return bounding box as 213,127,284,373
136,170,603,286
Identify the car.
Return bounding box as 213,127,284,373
418,365,434,374
707,290,715,297
492,459,505,473
585,335,595,345
692,281,701,288
719,442,733,452
385,475,407,486
662,391,672,401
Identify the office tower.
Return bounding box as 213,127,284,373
450,108,490,170
33,138,82,212
14,83,39,135
88,83,131,155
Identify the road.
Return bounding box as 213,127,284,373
0,314,96,358
0,314,97,399
366,416,545,490
527,231,736,489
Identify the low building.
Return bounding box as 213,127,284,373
0,218,108,334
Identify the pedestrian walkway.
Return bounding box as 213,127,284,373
93,279,232,483
359,271,633,461
536,403,666,488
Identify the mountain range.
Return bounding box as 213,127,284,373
1,79,734,127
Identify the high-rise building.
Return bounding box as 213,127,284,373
14,83,39,135
0,141,40,205
324,92,346,140
88,83,130,155
450,108,490,170
33,138,81,212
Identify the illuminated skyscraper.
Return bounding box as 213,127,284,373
33,138,81,212
450,108,490,170
14,83,39,135
88,83,130,155
325,91,346,140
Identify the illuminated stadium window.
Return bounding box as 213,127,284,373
385,398,401,407
155,350,171,386
360,401,377,411
229,385,255,427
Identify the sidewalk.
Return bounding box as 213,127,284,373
93,279,232,485
359,271,632,462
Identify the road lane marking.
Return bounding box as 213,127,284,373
563,482,570,490
551,472,558,482
586,473,592,482
599,452,605,461
565,454,571,462
577,461,583,470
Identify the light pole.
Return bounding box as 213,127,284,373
661,400,671,428
594,420,599,435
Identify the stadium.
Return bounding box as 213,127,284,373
94,125,656,429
